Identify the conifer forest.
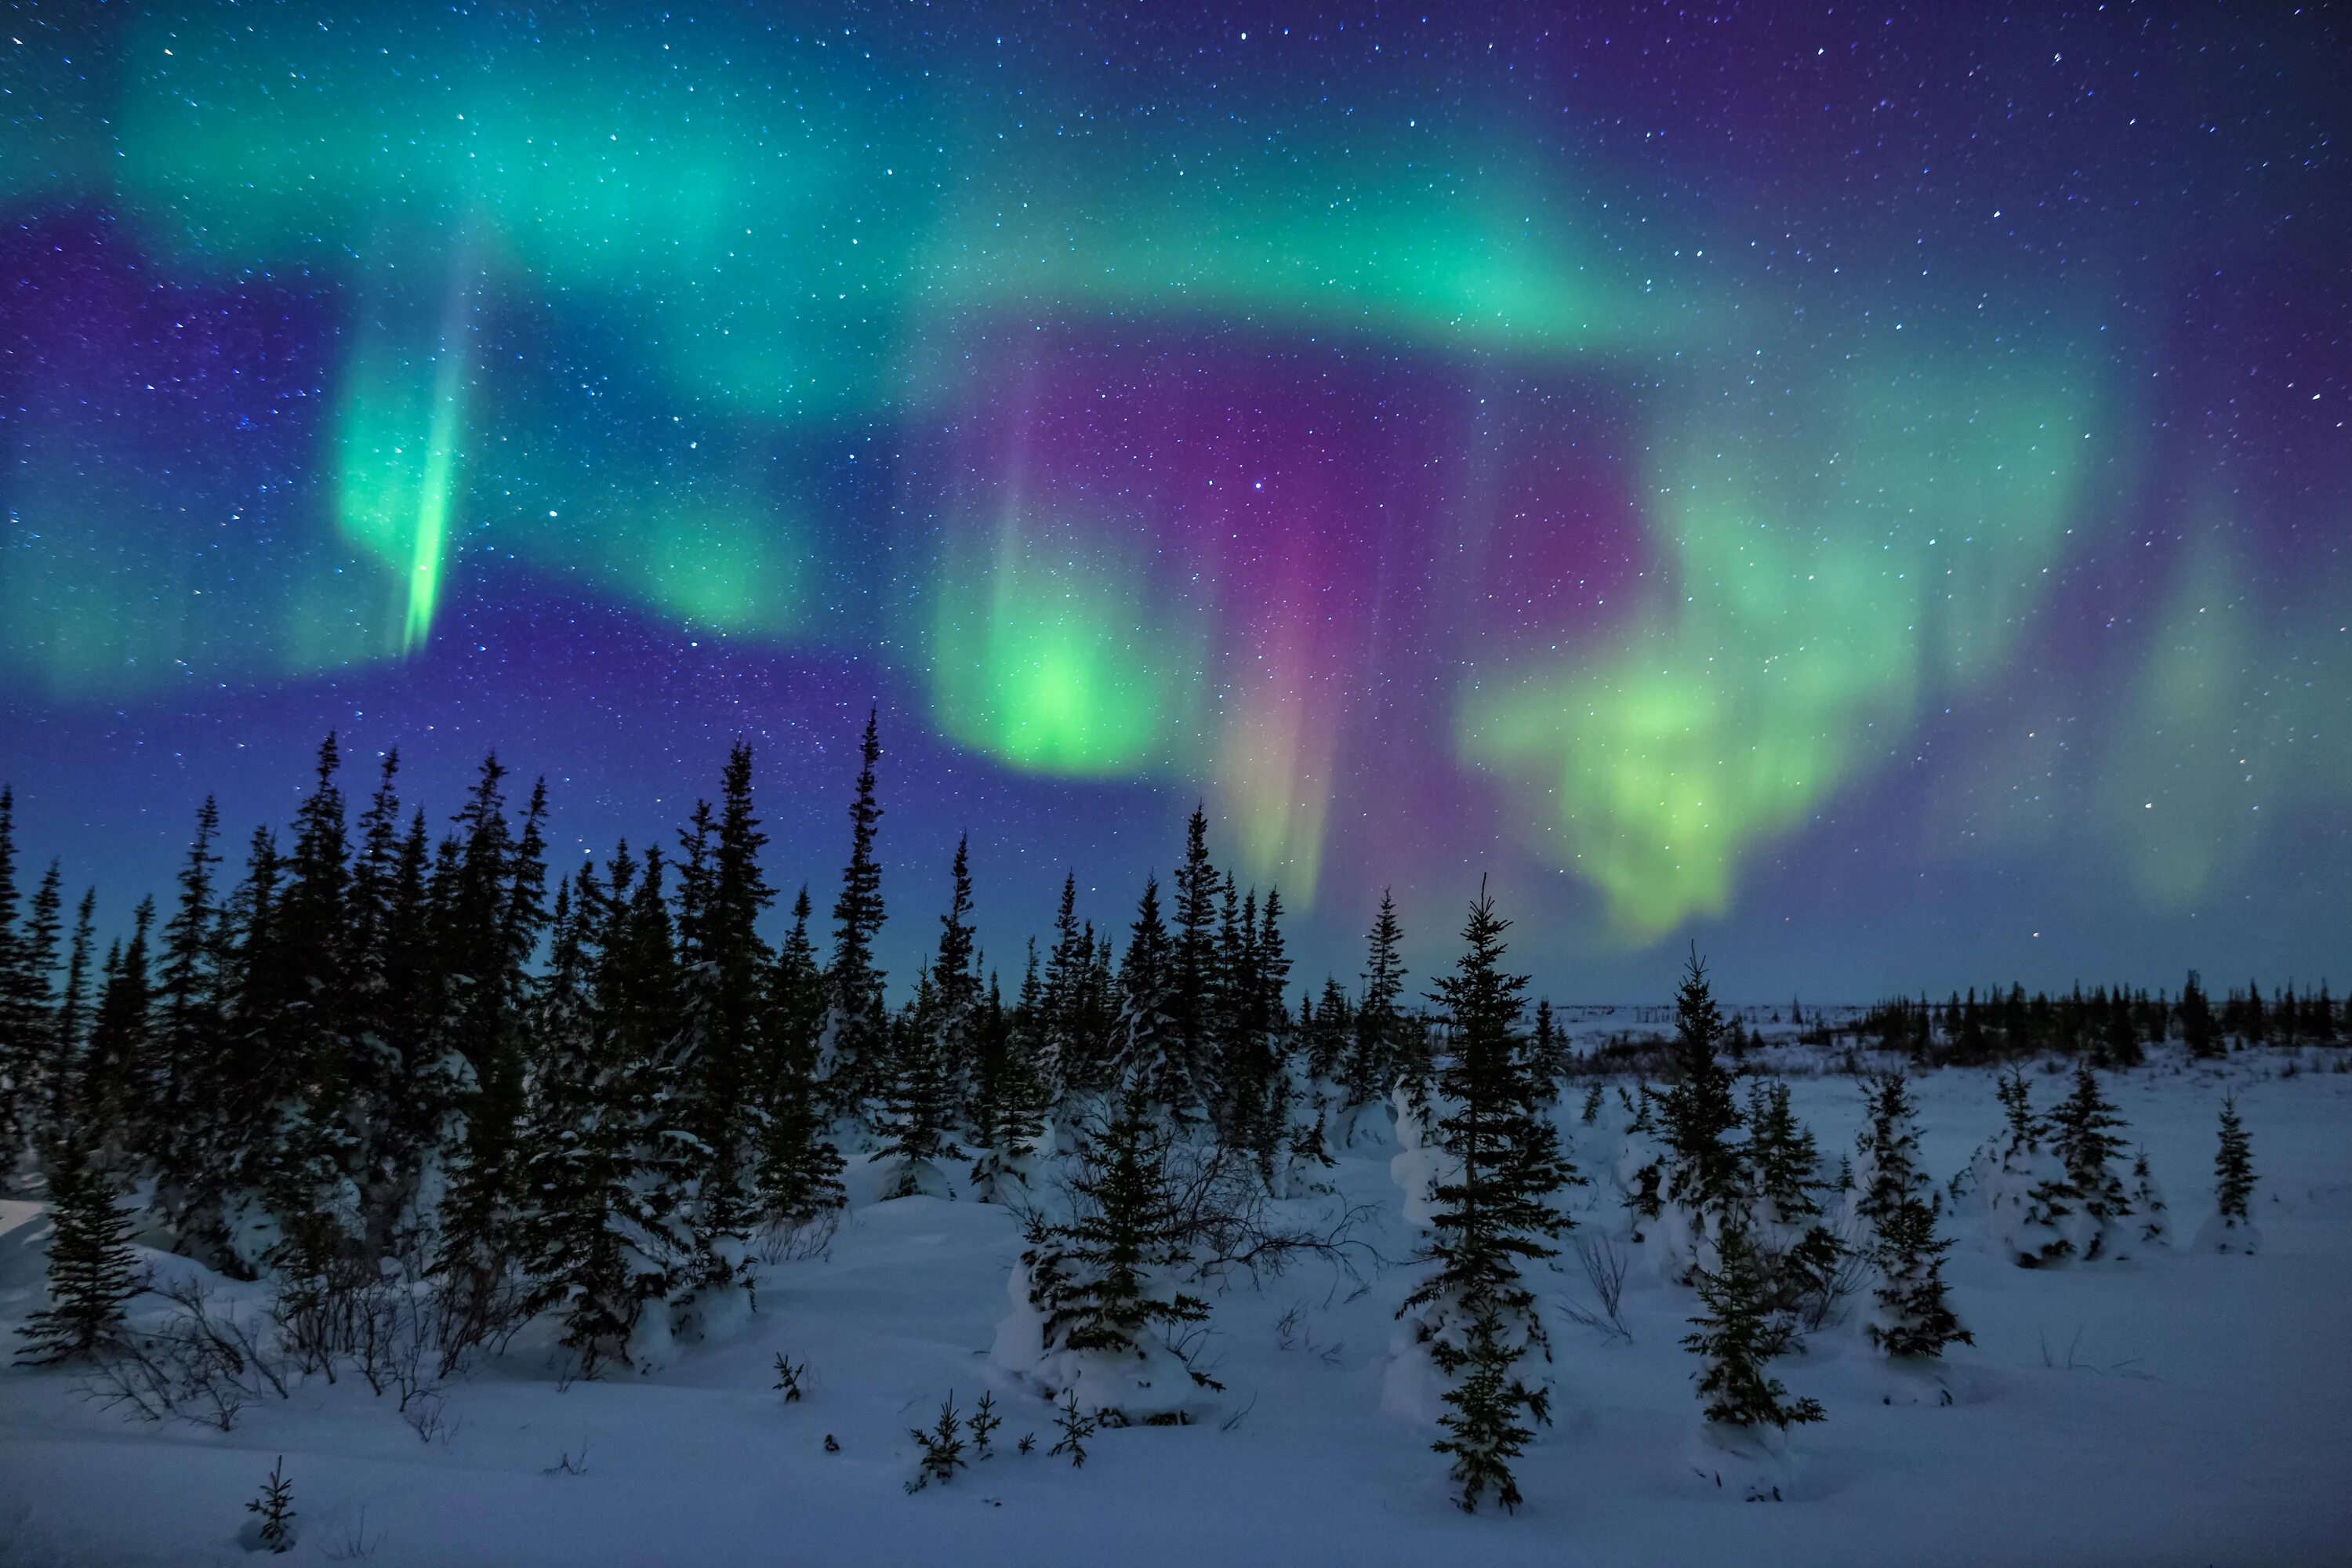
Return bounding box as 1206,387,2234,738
0,730,2346,1563
5,5,2350,1563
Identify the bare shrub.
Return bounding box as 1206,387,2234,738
1560,1231,1633,1342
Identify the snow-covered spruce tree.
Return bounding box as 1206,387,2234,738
879,837,978,1200
143,797,224,1249
756,887,844,1229
1852,1073,1929,1232
2022,1062,2136,1264
667,744,777,1309
1838,1069,1969,1356
996,1076,1214,1424
431,760,550,1341
1107,876,1181,1113
1743,1079,1842,1327
1394,884,1581,1514
16,1122,140,1364
2209,1094,2257,1253
971,948,1051,1203
1683,1213,1824,1432
1655,947,1744,1274
1865,1195,1970,1359
1341,890,1412,1143
521,855,669,1376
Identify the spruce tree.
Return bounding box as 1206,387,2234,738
1040,873,1096,1095
1526,999,1570,1102
757,887,844,1227
1683,1214,1824,1429
672,745,775,1298
1744,1078,1842,1325
2027,1062,2134,1262
0,787,32,1164
148,799,224,1247
1344,890,1410,1128
825,712,889,1116
1018,1076,1210,1416
526,855,672,1374
1853,1073,1929,1232
1398,884,1580,1515
1168,808,1221,1118
1109,876,1180,1109
1657,946,1744,1236
16,1124,140,1363
432,759,549,1330
973,949,1051,1202
1865,1194,1970,1358
2213,1095,2256,1250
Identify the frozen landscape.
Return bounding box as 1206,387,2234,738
5,1022,2347,1567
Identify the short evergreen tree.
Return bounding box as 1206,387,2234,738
246,1457,296,1554
1865,1197,1971,1359
906,1392,968,1492
1683,1215,1824,1429
2026,1062,2136,1262
1017,1077,1210,1417
2215,1095,2255,1227
15,1137,140,1364
1049,1388,1096,1468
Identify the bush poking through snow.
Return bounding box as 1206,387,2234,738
772,1352,807,1404
246,1455,296,1555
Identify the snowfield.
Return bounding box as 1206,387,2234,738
4,1035,2350,1567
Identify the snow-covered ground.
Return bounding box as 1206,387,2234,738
4,1039,2349,1566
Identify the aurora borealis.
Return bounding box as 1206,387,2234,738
2,5,2345,996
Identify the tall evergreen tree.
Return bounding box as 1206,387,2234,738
1166,808,1220,1123
1398,884,1580,1514
1343,890,1410,1128
149,799,224,1244
1040,873,1095,1095
1657,946,1744,1236
826,712,888,1116
523,856,668,1374
0,788,34,1167
672,745,775,1298
432,759,550,1325
757,887,844,1227
1110,876,1181,1110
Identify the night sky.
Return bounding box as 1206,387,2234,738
2,4,2345,1001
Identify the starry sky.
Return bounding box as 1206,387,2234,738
2,3,2346,1001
